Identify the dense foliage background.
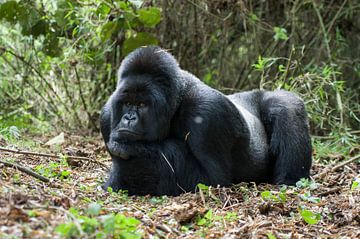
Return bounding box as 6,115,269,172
0,0,359,153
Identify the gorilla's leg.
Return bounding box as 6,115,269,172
260,90,312,185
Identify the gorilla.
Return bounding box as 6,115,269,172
100,46,312,196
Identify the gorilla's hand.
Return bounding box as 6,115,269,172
106,140,131,159
107,140,158,160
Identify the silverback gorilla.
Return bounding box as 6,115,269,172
100,46,312,196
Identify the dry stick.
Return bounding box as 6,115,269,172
0,147,109,170
315,154,360,179
317,186,342,197
0,159,49,182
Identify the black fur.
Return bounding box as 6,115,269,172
100,46,312,196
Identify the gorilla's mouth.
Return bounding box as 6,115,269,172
118,128,143,137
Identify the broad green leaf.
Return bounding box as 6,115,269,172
122,32,158,56
96,3,111,16
300,209,321,225
138,7,161,27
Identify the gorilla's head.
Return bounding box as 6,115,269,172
108,46,184,146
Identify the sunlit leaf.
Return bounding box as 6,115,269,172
138,7,161,28
122,32,158,56
300,209,321,225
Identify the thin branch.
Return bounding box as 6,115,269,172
312,0,332,60
3,48,74,116
326,0,348,35
0,147,109,170
315,154,360,179
317,186,342,197
0,159,49,182
74,65,99,131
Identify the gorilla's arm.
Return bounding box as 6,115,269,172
103,139,209,196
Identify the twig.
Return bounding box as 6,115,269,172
0,147,109,170
0,159,49,182
315,154,360,179
312,0,332,60
317,186,342,197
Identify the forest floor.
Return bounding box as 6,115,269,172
0,134,359,239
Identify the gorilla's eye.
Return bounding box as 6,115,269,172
125,102,131,106
139,102,146,108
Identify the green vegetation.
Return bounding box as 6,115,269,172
55,204,142,239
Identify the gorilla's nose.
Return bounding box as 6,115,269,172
123,113,139,126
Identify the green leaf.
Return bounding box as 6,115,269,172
138,7,161,28
96,3,111,16
279,192,287,202
122,32,158,56
197,183,209,191
61,170,71,179
87,202,101,216
18,6,41,36
54,0,77,28
267,232,277,239
119,232,142,239
299,192,320,203
107,187,113,193
204,209,213,220
101,214,115,234
351,177,360,190
261,191,272,199
296,178,318,190
100,21,119,41
197,218,207,226
273,27,289,41
55,222,79,237
300,209,321,225
69,207,79,216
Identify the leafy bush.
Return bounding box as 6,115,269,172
0,0,161,130
55,204,142,239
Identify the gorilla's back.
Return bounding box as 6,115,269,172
227,91,270,182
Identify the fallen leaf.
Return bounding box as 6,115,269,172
45,132,65,146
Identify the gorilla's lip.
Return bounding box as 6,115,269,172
118,128,143,136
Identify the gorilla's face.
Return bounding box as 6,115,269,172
109,73,171,145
